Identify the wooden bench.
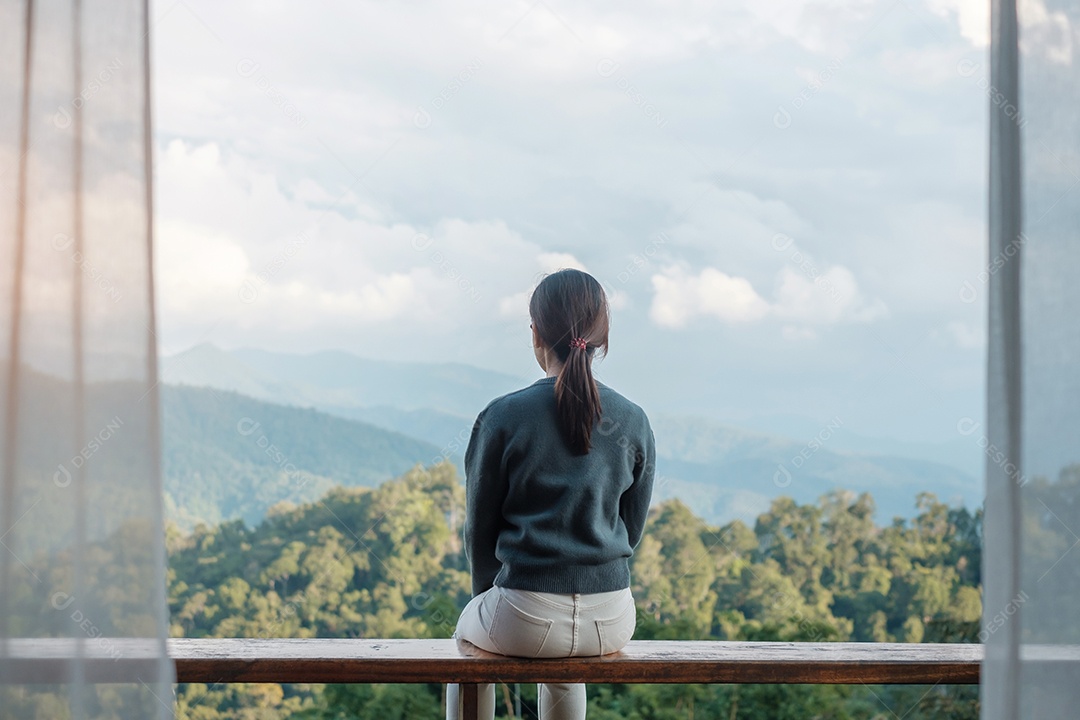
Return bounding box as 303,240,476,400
169,638,982,685
3,638,983,719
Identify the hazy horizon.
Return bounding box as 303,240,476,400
160,342,986,482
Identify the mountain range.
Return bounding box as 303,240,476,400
162,385,442,529
159,344,983,529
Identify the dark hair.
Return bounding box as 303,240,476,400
529,269,610,455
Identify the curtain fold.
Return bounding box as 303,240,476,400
984,0,1080,717
0,0,174,717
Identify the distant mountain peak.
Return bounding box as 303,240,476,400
161,344,529,417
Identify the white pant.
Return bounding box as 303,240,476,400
446,585,637,720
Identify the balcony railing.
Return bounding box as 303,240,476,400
5,638,983,719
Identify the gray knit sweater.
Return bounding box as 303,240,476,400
463,376,656,596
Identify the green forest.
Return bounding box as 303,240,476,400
167,462,982,719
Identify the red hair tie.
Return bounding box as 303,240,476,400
570,337,588,351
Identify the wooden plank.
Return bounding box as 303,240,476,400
0,638,168,684
169,639,981,685
1,638,985,685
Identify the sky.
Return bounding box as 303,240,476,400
150,0,1006,445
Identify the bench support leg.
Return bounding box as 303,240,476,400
462,682,479,720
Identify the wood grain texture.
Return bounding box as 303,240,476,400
1,638,985,685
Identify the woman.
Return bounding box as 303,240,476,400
446,268,656,720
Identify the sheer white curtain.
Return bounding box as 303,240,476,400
0,0,173,717
983,0,1080,718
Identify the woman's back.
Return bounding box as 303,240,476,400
464,376,655,596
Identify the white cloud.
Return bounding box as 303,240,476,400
495,251,629,320
649,267,770,327
498,291,530,318
925,0,990,46
537,252,588,273
606,288,630,311
743,0,880,56
281,273,426,326
156,221,250,314
649,263,887,330
772,265,888,325
154,139,645,355
925,0,1074,62
943,320,984,349
1018,0,1075,65
154,139,600,349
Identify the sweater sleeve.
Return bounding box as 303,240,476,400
463,407,507,596
620,416,656,550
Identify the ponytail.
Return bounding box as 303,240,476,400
528,269,610,455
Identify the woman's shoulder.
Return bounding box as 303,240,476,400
596,380,653,429
477,377,557,421
596,378,645,410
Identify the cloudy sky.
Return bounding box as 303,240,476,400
151,0,1002,444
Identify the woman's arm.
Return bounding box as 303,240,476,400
620,418,656,550
463,408,507,596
